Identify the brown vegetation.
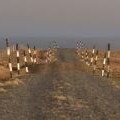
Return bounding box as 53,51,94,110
77,49,120,77
97,51,120,76
0,48,58,81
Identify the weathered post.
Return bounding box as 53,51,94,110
102,52,107,77
107,43,111,78
6,39,13,78
33,46,37,64
23,51,29,73
76,42,79,56
93,50,99,74
85,48,89,65
90,45,95,66
27,43,33,63
80,42,85,60
81,50,84,60
16,43,20,74
76,41,81,57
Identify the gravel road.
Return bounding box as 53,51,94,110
0,49,120,120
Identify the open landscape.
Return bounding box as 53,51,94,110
0,41,120,120
0,0,120,119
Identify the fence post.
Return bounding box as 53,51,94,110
23,51,29,73
6,38,13,78
80,42,85,60
8,57,13,78
79,41,84,60
16,43,20,74
85,48,89,65
81,50,84,60
76,42,79,56
107,43,111,78
76,41,81,56
90,45,95,66
33,46,37,64
102,52,107,77
48,48,52,63
12,44,16,52
93,50,99,74
27,43,33,63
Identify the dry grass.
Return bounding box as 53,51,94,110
0,78,24,93
0,78,23,87
97,51,120,76
0,66,10,81
77,49,120,77
68,97,89,109
0,88,7,93
0,48,58,81
53,95,67,101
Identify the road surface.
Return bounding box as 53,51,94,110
0,49,120,120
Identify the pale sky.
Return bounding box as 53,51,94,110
0,0,120,37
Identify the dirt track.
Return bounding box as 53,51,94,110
0,49,120,120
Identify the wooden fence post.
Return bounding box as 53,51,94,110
6,38,13,78
76,41,79,56
33,46,37,64
107,43,111,78
102,53,107,77
90,45,95,66
27,43,33,63
85,48,89,65
93,50,99,74
76,42,79,56
80,42,85,60
16,43,20,74
23,51,29,73
46,48,50,63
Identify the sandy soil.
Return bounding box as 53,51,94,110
0,49,120,120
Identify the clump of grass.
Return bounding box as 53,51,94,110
0,66,10,81
53,95,67,101
0,88,6,93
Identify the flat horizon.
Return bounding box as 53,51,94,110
0,37,120,50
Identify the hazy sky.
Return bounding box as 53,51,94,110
0,0,120,37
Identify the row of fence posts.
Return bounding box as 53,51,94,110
5,39,58,78
16,44,20,74
5,39,38,78
27,43,37,64
93,50,99,74
47,40,58,63
5,38,111,78
76,41,111,78
6,39,13,78
23,51,29,73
